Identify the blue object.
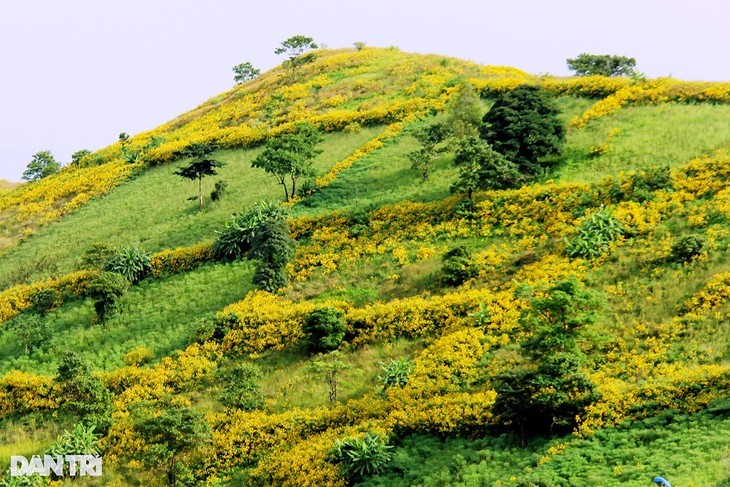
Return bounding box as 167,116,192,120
653,477,671,487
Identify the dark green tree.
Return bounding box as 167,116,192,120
249,213,294,292
22,150,60,182
252,123,323,201
407,121,450,181
88,271,129,323
213,201,287,260
9,313,50,354
174,143,226,208
232,61,260,84
70,149,92,166
275,35,318,80
303,307,346,353
219,362,264,410
480,85,565,176
56,352,114,433
451,136,521,199
567,53,637,77
130,398,212,487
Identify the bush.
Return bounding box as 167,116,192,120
210,179,228,201
9,313,50,354
80,242,115,270
440,246,478,286
104,246,151,284
219,362,264,410
56,352,114,433
303,307,346,353
124,346,154,367
378,358,412,389
250,216,294,293
213,201,287,260
30,288,59,314
331,432,394,482
88,271,129,323
190,313,237,344
670,235,705,263
565,207,624,259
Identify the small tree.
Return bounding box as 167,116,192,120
22,150,60,182
174,143,226,208
9,313,50,354
232,62,260,84
275,35,318,80
567,53,637,77
70,149,92,166
249,214,294,292
219,362,264,410
303,307,346,353
407,121,450,181
56,352,114,433
309,351,351,404
440,245,478,286
251,123,323,201
88,271,129,323
451,136,521,199
480,85,565,177
446,83,483,140
130,398,212,487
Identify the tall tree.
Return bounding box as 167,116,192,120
174,143,225,208
480,85,565,177
407,121,449,181
22,150,60,182
251,123,322,201
232,61,260,84
249,210,294,292
275,35,318,80
567,53,637,77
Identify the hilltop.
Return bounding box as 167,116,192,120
0,46,729,486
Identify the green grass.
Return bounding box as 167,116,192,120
362,409,730,487
0,260,254,374
558,103,730,182
0,127,383,289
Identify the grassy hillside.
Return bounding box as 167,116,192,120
0,47,730,487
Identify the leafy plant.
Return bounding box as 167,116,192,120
440,245,478,286
670,234,705,263
30,288,59,314
378,358,412,389
210,179,228,202
219,362,264,410
565,207,625,259
105,245,151,284
213,201,287,260
8,313,50,354
303,307,346,353
331,432,394,481
249,214,294,293
88,271,129,323
56,352,114,433
47,422,101,456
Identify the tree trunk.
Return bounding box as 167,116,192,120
291,176,297,199
198,175,203,208
281,179,290,202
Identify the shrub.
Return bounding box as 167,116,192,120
56,352,114,433
9,313,50,354
331,432,394,482
124,346,154,367
250,215,294,293
88,271,129,323
213,201,287,260
104,246,151,284
80,242,115,270
378,358,412,389
210,179,229,201
219,362,264,410
670,235,705,263
303,307,346,353
30,288,59,314
191,313,237,344
440,246,478,286
565,207,624,259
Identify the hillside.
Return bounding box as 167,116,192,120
0,46,730,487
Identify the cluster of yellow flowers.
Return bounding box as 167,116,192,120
149,242,214,278
0,370,60,417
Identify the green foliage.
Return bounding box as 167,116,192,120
331,432,394,482
70,149,92,166
251,122,323,201
481,85,565,176
378,358,412,389
248,206,294,293
210,179,228,202
88,271,129,323
353,41,366,51
446,83,483,140
451,136,521,198
213,201,287,260
22,150,60,182
607,165,673,202
56,352,113,433
670,235,705,263
567,53,637,77
174,143,226,208
47,422,101,456
308,351,352,404
8,313,49,355
407,121,450,181
232,62,260,84
565,207,625,259
440,245,478,286
219,362,264,411
30,288,59,315
191,313,237,344
104,245,152,284
79,242,115,270
130,398,212,487
303,307,346,353
275,35,318,79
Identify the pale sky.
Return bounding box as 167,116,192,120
1,0,728,181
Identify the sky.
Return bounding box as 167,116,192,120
1,0,728,181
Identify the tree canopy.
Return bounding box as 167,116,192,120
232,62,260,84
22,150,60,182
567,53,637,77
275,35,318,79
174,143,225,208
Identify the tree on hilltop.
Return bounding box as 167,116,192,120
275,35,318,80
567,53,637,77
22,150,60,182
232,61,260,84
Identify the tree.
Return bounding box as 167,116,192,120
70,149,92,166
219,362,264,410
213,201,287,260
22,150,60,182
130,398,212,486
249,212,294,292
275,35,318,80
88,271,129,323
480,85,565,176
446,83,483,140
9,313,50,354
308,351,351,404
567,53,637,77
56,352,114,433
451,136,521,199
407,121,449,181
303,307,346,353
251,123,322,201
232,62,260,84
173,143,226,208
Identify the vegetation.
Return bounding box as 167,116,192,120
88,271,129,323
567,53,637,77
21,150,60,182
275,35,318,80
232,61,260,84
173,142,226,208
332,432,394,482
303,307,347,353
104,245,152,284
